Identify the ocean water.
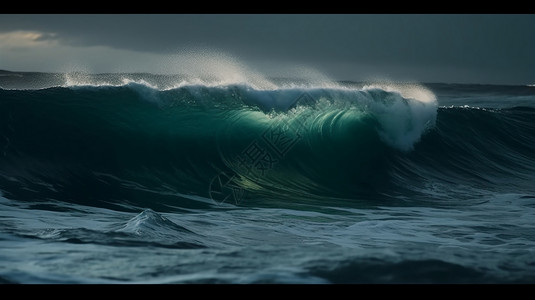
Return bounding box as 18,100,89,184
1,70,535,284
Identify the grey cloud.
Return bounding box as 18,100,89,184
1,14,534,84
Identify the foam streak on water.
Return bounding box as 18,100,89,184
1,191,535,283
1,61,535,283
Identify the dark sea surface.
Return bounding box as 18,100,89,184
1,71,535,283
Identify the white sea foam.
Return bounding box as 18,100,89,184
360,83,438,151
9,52,439,152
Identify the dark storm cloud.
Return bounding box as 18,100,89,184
1,14,535,84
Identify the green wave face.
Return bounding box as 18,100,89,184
1,82,534,210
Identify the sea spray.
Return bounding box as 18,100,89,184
1,70,535,284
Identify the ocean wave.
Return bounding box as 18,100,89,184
1,82,534,209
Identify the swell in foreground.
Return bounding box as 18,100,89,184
1,70,535,283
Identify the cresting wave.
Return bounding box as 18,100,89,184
1,75,534,210
1,71,438,152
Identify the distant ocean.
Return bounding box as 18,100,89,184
1,69,535,283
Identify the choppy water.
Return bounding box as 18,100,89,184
1,71,535,283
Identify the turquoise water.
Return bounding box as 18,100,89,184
1,72,535,283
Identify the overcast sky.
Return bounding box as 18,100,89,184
1,14,534,85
